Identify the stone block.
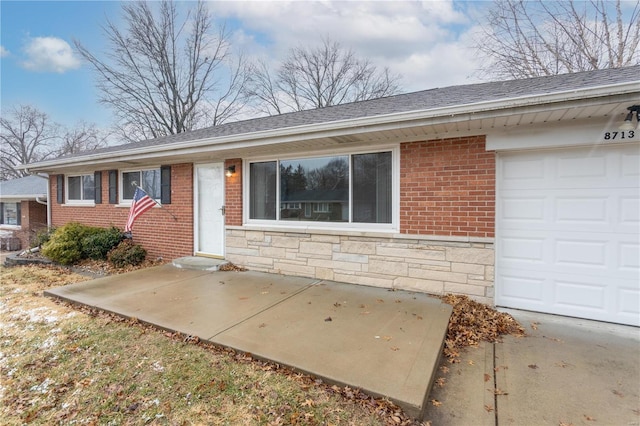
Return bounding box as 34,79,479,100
245,230,265,241
334,273,394,288
368,259,408,276
260,246,287,258
332,252,369,264
393,277,444,295
408,268,467,284
315,267,334,280
444,282,486,297
340,240,377,254
451,262,485,275
308,258,362,272
377,245,446,261
311,234,341,243
300,241,333,256
271,236,300,249
445,247,494,265
225,236,248,248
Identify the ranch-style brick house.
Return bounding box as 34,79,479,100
23,66,640,327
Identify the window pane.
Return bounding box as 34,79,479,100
2,203,18,225
122,172,140,199
280,156,348,222
82,175,95,200
142,169,161,199
353,152,392,223
250,162,277,219
68,176,81,200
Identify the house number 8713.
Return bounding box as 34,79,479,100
604,131,635,140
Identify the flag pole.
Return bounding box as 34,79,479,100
131,181,178,222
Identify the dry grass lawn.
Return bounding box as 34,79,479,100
1,264,419,425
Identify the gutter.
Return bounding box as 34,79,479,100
20,80,640,172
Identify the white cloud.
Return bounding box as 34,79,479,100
212,0,488,92
0,46,8,57
22,36,81,73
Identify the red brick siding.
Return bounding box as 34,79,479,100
400,136,495,238
13,200,48,249
50,163,194,260
225,158,243,226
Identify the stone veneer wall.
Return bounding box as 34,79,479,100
226,228,494,304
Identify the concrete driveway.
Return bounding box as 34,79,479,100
423,309,640,425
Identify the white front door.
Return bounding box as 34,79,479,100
195,163,225,257
496,144,640,326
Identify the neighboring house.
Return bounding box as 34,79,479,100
22,66,640,326
0,175,48,250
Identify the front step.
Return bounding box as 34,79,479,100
172,256,228,271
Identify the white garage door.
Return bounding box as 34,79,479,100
496,143,640,326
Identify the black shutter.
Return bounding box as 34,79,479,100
56,175,64,204
94,171,102,204
16,202,21,226
160,165,171,204
0,203,4,224
108,170,118,204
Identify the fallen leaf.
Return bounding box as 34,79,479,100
440,366,450,374
484,404,494,412
431,399,442,407
555,361,571,368
468,360,475,365
484,373,491,382
612,389,624,398
301,399,314,407
258,323,266,328
382,336,392,341
530,322,539,330
435,378,446,387
583,415,596,421
333,302,341,307
528,364,539,369
390,346,399,351
324,317,332,322
376,299,384,303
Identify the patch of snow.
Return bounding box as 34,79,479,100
30,377,53,394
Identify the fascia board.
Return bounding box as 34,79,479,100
22,81,640,172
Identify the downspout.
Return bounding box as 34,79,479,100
28,171,51,230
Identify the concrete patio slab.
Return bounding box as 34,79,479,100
215,280,451,418
44,264,452,420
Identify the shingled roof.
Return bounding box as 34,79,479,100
25,65,640,168
0,175,48,199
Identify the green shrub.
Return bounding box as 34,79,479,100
31,227,56,248
108,239,147,268
82,227,124,260
41,223,103,265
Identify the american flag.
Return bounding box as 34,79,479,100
125,187,157,232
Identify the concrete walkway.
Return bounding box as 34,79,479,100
44,262,452,420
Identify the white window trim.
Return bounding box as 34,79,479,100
119,166,161,206
243,145,400,232
65,174,95,206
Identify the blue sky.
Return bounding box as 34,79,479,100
1,1,487,130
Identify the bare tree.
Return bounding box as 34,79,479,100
57,121,110,156
476,0,640,79
0,106,109,180
249,38,402,115
0,105,60,180
75,0,250,143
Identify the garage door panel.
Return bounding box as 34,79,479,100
500,190,638,234
497,143,640,326
498,271,546,303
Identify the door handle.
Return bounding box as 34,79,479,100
219,205,226,215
